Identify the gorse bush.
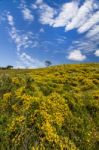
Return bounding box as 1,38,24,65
0,63,99,150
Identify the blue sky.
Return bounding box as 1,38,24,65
0,0,99,68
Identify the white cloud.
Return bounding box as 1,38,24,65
22,7,34,21
9,25,36,52
7,13,14,26
66,0,94,31
68,50,86,61
32,4,38,9
39,3,56,25
6,12,38,52
36,0,43,5
18,52,44,68
67,32,99,60
78,11,99,33
40,28,44,32
38,0,99,37
94,49,99,56
20,0,34,22
39,1,78,27
53,1,78,27
6,12,43,68
38,1,79,28
87,25,99,37
32,0,43,9
32,0,56,25
56,36,67,44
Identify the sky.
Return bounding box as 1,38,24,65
0,0,99,68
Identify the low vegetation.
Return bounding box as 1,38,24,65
0,63,99,150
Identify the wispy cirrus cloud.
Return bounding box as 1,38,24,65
7,14,37,52
17,52,44,68
67,35,99,56
7,12,14,26
32,0,56,25
6,12,43,68
22,7,34,21
36,0,43,5
66,29,99,61
39,4,56,26
70,37,98,53
20,0,34,22
32,0,43,9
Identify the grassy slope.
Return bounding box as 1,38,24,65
0,63,99,150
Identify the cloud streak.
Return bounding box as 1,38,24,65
22,7,34,21
17,52,44,68
20,0,34,22
6,12,43,68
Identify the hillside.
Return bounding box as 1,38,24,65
0,63,99,150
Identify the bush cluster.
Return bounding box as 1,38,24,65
0,63,99,150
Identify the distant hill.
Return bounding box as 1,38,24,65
0,63,99,150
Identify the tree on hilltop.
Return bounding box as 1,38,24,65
6,65,13,69
45,61,52,67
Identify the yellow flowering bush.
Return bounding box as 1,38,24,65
0,63,99,149
12,77,20,85
3,92,12,101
